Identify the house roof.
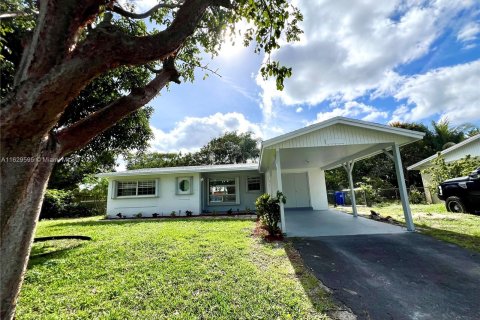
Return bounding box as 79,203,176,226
97,163,259,178
261,116,425,149
407,134,480,171
259,116,425,171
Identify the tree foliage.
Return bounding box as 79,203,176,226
196,131,260,164
1,2,155,189
0,0,303,317
422,155,480,191
126,131,260,169
325,121,478,192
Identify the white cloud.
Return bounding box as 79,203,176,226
393,59,480,124
296,107,303,113
311,101,388,124
457,22,480,42
256,0,475,119
150,112,262,153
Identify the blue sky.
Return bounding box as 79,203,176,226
132,0,480,153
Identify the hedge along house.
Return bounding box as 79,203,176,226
99,117,425,233
407,134,480,204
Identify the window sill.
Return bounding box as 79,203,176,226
115,195,158,199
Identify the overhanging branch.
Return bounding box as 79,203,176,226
56,60,180,156
0,9,39,19
110,2,182,19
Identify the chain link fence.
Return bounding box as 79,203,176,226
78,196,107,215
327,187,428,206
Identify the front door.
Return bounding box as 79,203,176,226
282,172,311,208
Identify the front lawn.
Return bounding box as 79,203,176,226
17,217,334,319
352,203,480,253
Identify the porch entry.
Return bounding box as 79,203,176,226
281,173,311,208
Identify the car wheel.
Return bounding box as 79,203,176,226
445,196,467,213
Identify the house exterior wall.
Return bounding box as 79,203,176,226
419,138,479,203
202,170,263,213
106,173,201,217
307,168,329,210
264,167,328,210
441,139,480,163
420,172,442,204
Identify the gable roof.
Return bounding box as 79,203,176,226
97,163,259,178
262,116,425,149
259,116,425,171
407,134,480,171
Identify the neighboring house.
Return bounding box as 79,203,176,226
407,134,480,203
99,117,425,232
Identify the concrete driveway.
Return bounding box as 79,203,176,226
285,209,406,237
292,233,480,320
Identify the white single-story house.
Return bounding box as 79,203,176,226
99,117,425,233
407,134,480,203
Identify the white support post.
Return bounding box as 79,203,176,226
392,143,415,231
275,148,286,234
343,160,358,217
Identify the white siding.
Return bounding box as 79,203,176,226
266,124,411,150
308,168,329,210
106,173,201,218
442,139,480,163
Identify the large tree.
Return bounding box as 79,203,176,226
126,131,260,169
195,131,260,164
0,0,302,318
1,4,156,190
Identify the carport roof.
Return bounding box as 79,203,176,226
260,117,425,171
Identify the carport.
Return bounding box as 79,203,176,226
284,209,406,237
259,117,425,235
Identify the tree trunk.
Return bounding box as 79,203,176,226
0,137,58,320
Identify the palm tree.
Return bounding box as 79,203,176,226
431,119,465,151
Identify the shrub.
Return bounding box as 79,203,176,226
357,176,393,206
135,213,143,218
422,154,480,191
185,210,193,217
40,189,100,219
40,189,72,219
409,186,426,204
170,211,176,217
255,192,286,235
67,203,99,217
227,208,233,215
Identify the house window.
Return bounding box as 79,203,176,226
247,176,261,192
208,178,239,204
116,180,156,197
176,176,193,195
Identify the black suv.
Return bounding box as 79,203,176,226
437,168,480,213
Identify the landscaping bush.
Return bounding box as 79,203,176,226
409,186,426,204
40,189,99,219
255,192,286,235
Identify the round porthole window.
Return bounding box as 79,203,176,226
179,179,190,192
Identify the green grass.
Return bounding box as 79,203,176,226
352,203,480,253
17,217,335,319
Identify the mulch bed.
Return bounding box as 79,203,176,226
252,220,284,242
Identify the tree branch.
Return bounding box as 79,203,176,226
110,2,182,19
2,0,228,141
14,0,103,85
0,9,39,19
56,60,180,156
